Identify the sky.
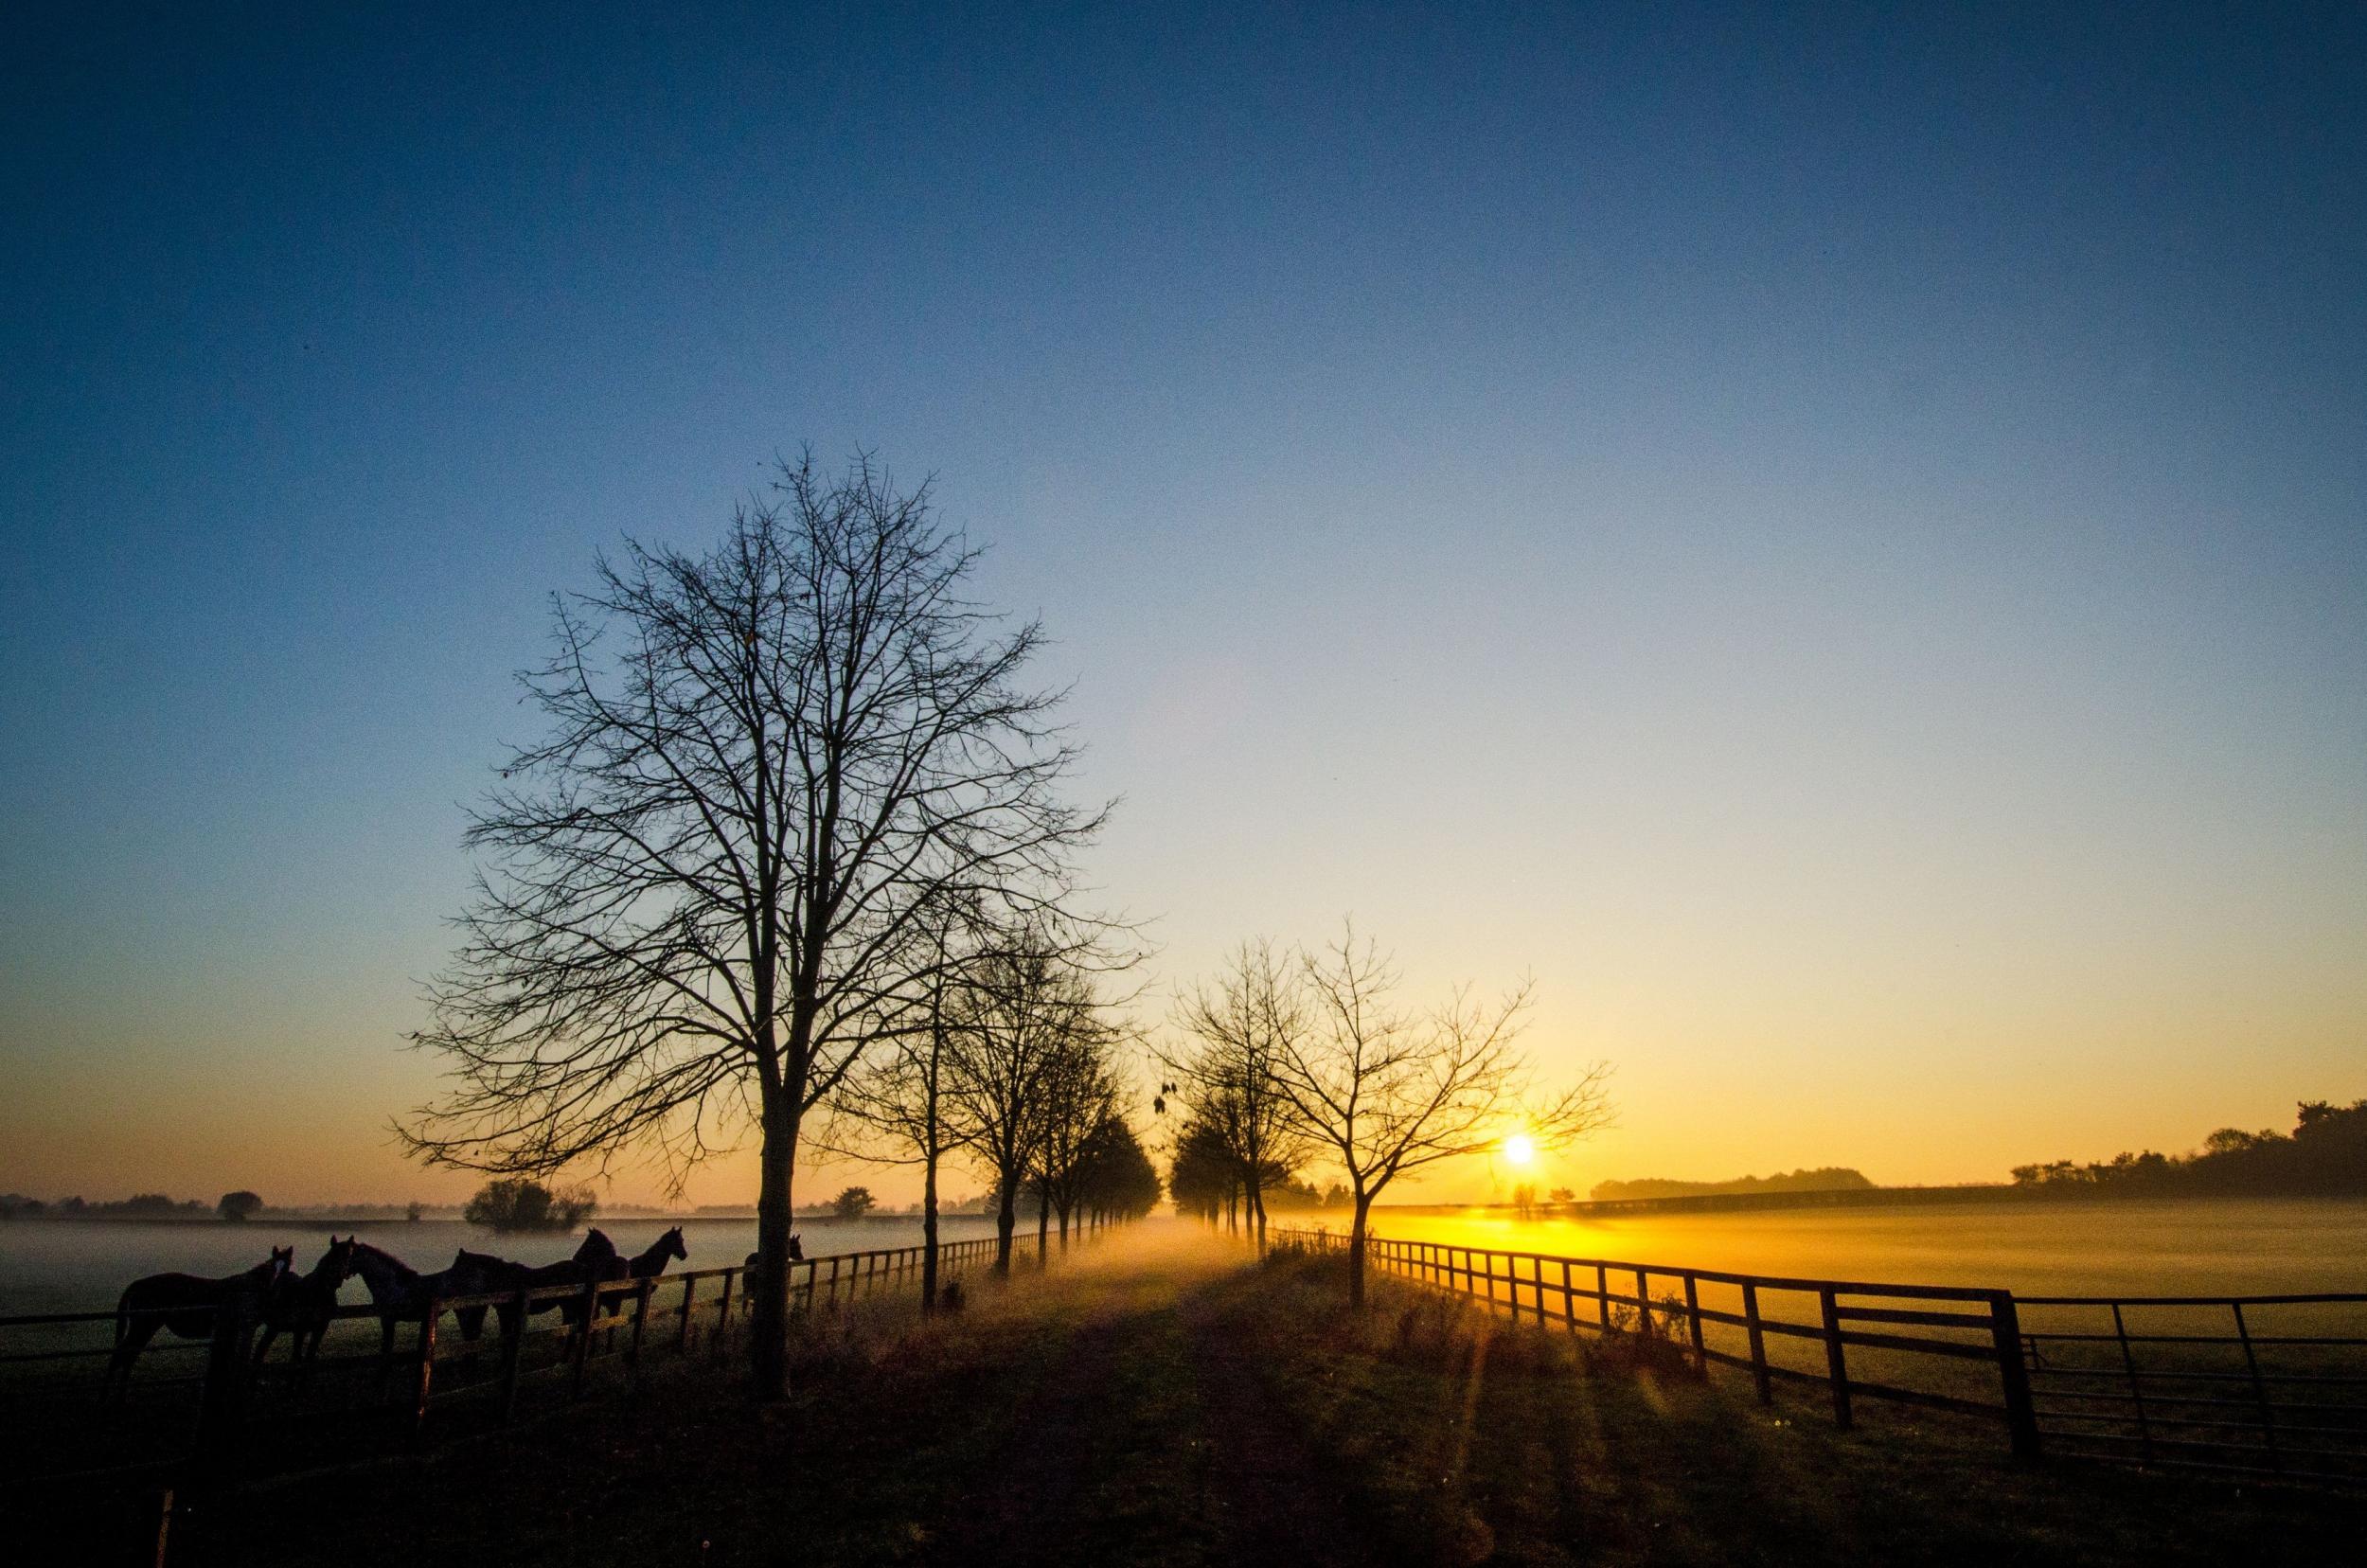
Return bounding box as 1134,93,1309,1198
2,3,2361,1209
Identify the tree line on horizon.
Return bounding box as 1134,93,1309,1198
1589,1167,1876,1202
2011,1098,2367,1195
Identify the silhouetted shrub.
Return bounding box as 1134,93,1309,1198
463,1178,597,1232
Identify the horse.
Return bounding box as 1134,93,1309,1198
740,1234,804,1314
253,1237,360,1382
629,1226,688,1282
108,1247,293,1399
347,1241,517,1393
585,1226,687,1321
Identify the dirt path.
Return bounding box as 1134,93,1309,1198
1175,1275,1390,1568
955,1258,1384,1568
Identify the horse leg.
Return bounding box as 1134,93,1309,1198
108,1318,158,1403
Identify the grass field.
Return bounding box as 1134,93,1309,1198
42,1233,2366,1566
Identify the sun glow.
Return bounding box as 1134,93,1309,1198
1504,1133,1536,1167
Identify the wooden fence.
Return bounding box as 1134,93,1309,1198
0,1232,1018,1498
1268,1227,2367,1483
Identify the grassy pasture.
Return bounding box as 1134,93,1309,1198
33,1233,2350,1567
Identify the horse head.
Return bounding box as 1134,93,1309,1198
268,1245,295,1277
659,1226,687,1263
316,1235,360,1285
574,1228,618,1264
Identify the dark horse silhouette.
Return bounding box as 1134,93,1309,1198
740,1233,804,1313
594,1227,688,1322
253,1237,360,1381
109,1247,293,1399
347,1241,519,1393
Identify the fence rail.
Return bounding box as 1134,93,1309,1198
1267,1226,2367,1483
0,1230,1030,1498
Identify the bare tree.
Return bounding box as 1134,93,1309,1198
1269,924,1613,1307
816,906,982,1313
401,453,1104,1398
941,928,1108,1273
1162,937,1310,1251
1032,1030,1126,1247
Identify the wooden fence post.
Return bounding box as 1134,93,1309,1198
712,1270,735,1358
410,1295,440,1442
195,1296,256,1472
498,1289,527,1425
1597,1264,1611,1330
2110,1303,2151,1463
1635,1269,1652,1337
1742,1282,1771,1404
1560,1259,1575,1330
1818,1288,1851,1430
2233,1303,2282,1472
1988,1292,2040,1460
1682,1274,1706,1371
570,1279,598,1396
677,1274,697,1351
629,1279,652,1369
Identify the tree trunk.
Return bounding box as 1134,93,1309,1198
1347,1189,1373,1310
751,1099,798,1398
920,1144,940,1314
993,1177,1017,1275
1057,1201,1070,1245
1035,1179,1049,1265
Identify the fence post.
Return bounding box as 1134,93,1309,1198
677,1274,697,1352
1818,1288,1851,1430
713,1270,736,1358
2110,1303,2151,1463
1682,1274,1706,1371
410,1295,440,1442
1742,1282,1771,1404
1635,1269,1652,1337
498,1289,527,1425
629,1279,652,1369
570,1278,598,1396
1597,1264,1611,1330
1560,1259,1575,1330
1987,1292,2041,1460
195,1295,256,1472
2232,1302,2280,1472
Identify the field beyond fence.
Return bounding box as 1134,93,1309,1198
1270,1225,2367,1487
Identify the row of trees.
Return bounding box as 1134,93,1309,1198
398,454,1145,1398
2011,1100,2367,1195
822,920,1161,1310
1159,931,1612,1305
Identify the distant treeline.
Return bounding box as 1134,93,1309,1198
2012,1098,2367,1195
0,1192,214,1221
1590,1167,1876,1202
0,1195,461,1222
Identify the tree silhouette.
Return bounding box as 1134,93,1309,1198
402,453,1104,1398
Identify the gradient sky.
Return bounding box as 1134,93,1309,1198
3,3,2361,1208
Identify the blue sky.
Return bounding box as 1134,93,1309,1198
2,3,2360,1203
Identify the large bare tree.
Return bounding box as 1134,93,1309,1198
401,453,1103,1397
1270,925,1612,1306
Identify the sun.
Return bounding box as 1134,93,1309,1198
1504,1132,1536,1167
